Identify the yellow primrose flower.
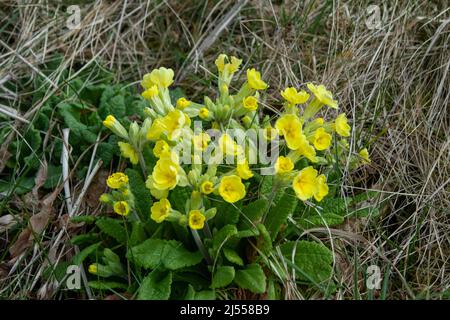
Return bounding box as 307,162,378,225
215,54,227,72
188,210,206,230
146,118,164,141
236,159,253,180
275,114,303,150
103,115,117,129
335,113,351,137
176,97,191,109
153,140,170,158
219,175,246,203
148,110,190,141
151,158,179,190
312,127,332,151
142,85,159,100
199,108,209,119
275,156,294,174
118,142,139,165
107,172,129,189
359,148,371,163
193,133,210,151
247,68,268,90
219,134,243,156
150,198,171,223
243,96,258,111
296,134,317,162
200,181,214,194
113,201,130,216
314,174,329,202
292,166,319,201
88,264,97,274
281,87,310,105
306,83,338,109
228,56,242,73
145,176,169,199
143,67,174,89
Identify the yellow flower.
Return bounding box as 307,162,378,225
219,175,246,203
281,87,310,105
306,83,338,109
215,54,227,72
200,181,214,194
146,118,164,141
243,96,258,111
199,108,209,119
312,127,332,151
314,174,329,202
150,198,171,223
107,172,129,189
335,113,351,137
113,201,130,216
88,264,97,274
99,193,111,203
247,68,268,90
359,148,371,163
218,134,243,156
263,126,277,141
142,67,174,89
188,210,206,230
176,97,191,109
292,166,319,201
145,176,169,199
228,56,242,73
153,140,170,157
142,85,159,100
102,115,117,129
148,110,190,141
275,114,303,150
118,142,139,165
275,156,294,174
151,152,180,191
193,133,210,151
296,134,317,162
236,159,253,180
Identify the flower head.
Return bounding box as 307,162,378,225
193,133,210,151
142,85,159,100
359,148,371,163
199,108,209,120
314,174,329,202
142,67,174,89
107,172,129,189
150,198,171,223
335,113,351,137
281,87,310,105
113,201,130,216
275,156,294,174
236,159,253,180
118,142,139,164
307,83,338,109
247,68,268,90
151,153,179,190
243,96,258,111
103,115,117,129
176,97,191,109
292,166,319,201
219,175,246,203
200,181,214,194
153,140,170,158
275,114,303,150
218,134,244,156
312,127,332,151
88,264,97,274
188,210,206,230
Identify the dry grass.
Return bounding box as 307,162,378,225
0,0,448,299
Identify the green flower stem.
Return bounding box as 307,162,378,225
191,229,212,265
137,149,147,177
204,222,213,239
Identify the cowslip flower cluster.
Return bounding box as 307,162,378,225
100,54,370,237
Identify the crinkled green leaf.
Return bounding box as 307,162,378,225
96,217,127,244
234,264,266,294
138,269,172,300
211,266,235,289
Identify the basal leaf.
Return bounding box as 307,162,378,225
234,264,266,294
211,266,235,289
138,269,172,300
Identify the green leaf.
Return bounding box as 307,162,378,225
138,269,172,300
96,217,127,244
279,240,333,284
214,202,241,229
73,242,101,265
129,221,147,246
125,168,153,222
211,266,235,289
70,215,96,224
298,211,344,228
184,284,215,300
88,281,128,291
168,186,191,213
234,264,266,294
128,239,203,270
70,233,98,246
43,164,62,189
223,248,244,266
265,189,298,240
212,225,238,252
238,198,268,231
257,224,272,253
